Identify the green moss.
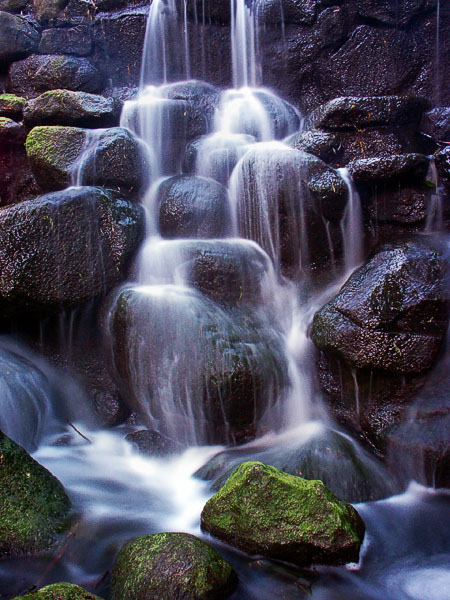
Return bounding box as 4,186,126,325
111,531,237,600
201,461,365,566
0,94,26,109
0,429,71,557
13,582,103,599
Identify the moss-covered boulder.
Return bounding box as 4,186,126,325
111,532,238,600
13,583,103,599
26,125,86,191
201,461,365,567
0,93,26,120
0,429,71,557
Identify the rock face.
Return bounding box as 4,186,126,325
310,239,449,443
38,24,93,56
13,583,103,600
111,532,238,600
201,461,365,566
0,429,71,557
0,187,144,316
24,90,122,128
0,11,40,66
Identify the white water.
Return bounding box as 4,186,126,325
338,167,364,274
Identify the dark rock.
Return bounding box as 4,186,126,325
0,141,39,207
0,93,26,120
201,461,365,567
286,129,342,163
24,90,122,127
91,388,128,428
175,0,231,24
8,55,104,98
0,0,28,13
0,117,26,145
367,187,430,226
195,423,395,503
348,154,430,184
0,186,144,316
0,11,40,66
253,89,300,139
111,532,238,600
25,125,87,191
421,107,450,142
305,96,429,132
435,146,450,186
13,582,103,599
157,175,231,239
307,169,348,221
255,0,318,26
0,428,71,557
125,429,180,457
32,0,68,23
38,25,93,57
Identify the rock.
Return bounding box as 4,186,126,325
0,140,39,207
0,186,144,316
175,0,231,24
25,125,87,191
253,90,300,139
13,582,103,599
201,461,365,566
0,117,26,145
305,96,428,132
111,532,238,600
307,169,348,221
32,0,68,23
157,175,231,239
0,0,28,12
107,286,287,444
435,146,450,186
24,90,122,128
0,93,26,120
367,187,430,226
8,55,104,98
75,127,150,196
0,428,71,557
0,11,40,66
125,430,180,457
347,154,430,184
286,129,342,163
195,423,395,503
38,24,93,57
255,0,318,26
91,388,128,428
421,107,450,142
350,0,436,26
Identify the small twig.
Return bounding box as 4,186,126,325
68,422,91,443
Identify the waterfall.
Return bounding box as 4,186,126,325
231,0,259,88
338,167,364,274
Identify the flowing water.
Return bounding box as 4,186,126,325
1,0,448,598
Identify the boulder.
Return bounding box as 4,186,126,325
0,429,71,557
0,93,26,120
0,0,28,12
255,0,318,26
32,0,68,23
201,461,365,566
13,583,103,599
24,90,122,128
0,117,26,145
0,139,39,207
349,0,436,26
157,175,231,239
111,532,238,600
347,153,430,184
0,186,144,316
286,129,342,164
421,107,450,142
38,24,93,57
125,430,180,457
25,125,87,191
435,146,450,187
0,11,40,66
8,55,104,98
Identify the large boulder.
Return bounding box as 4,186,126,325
24,90,122,127
0,93,26,120
38,24,93,56
421,107,450,142
0,11,40,66
0,429,71,557
201,461,365,566
8,55,104,98
12,583,103,600
0,117,26,145
157,175,231,239
0,135,39,207
32,0,68,23
111,532,238,600
0,186,144,316
347,153,430,184
435,146,450,187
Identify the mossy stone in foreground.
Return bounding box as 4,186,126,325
13,582,103,599
111,531,238,600
0,93,26,119
201,461,365,567
0,429,71,557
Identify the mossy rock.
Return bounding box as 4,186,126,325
25,125,86,191
201,461,365,567
0,429,71,557
111,531,238,600
0,93,26,119
13,582,103,599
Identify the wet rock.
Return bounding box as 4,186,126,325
0,117,26,145
307,169,348,221
195,423,395,503
201,461,365,566
286,130,342,163
13,582,103,599
158,175,231,239
305,96,428,132
0,186,144,316
24,90,122,128
253,90,300,139
367,187,430,226
421,107,450,142
8,55,104,98
0,140,39,207
25,125,87,191
111,532,238,600
91,388,128,428
0,11,40,66
348,154,430,184
350,0,436,26
38,24,93,57
0,0,28,12
32,0,68,23
125,430,180,457
0,428,71,557
256,0,318,26
0,93,26,120
77,127,150,196
435,146,450,187
176,0,231,24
